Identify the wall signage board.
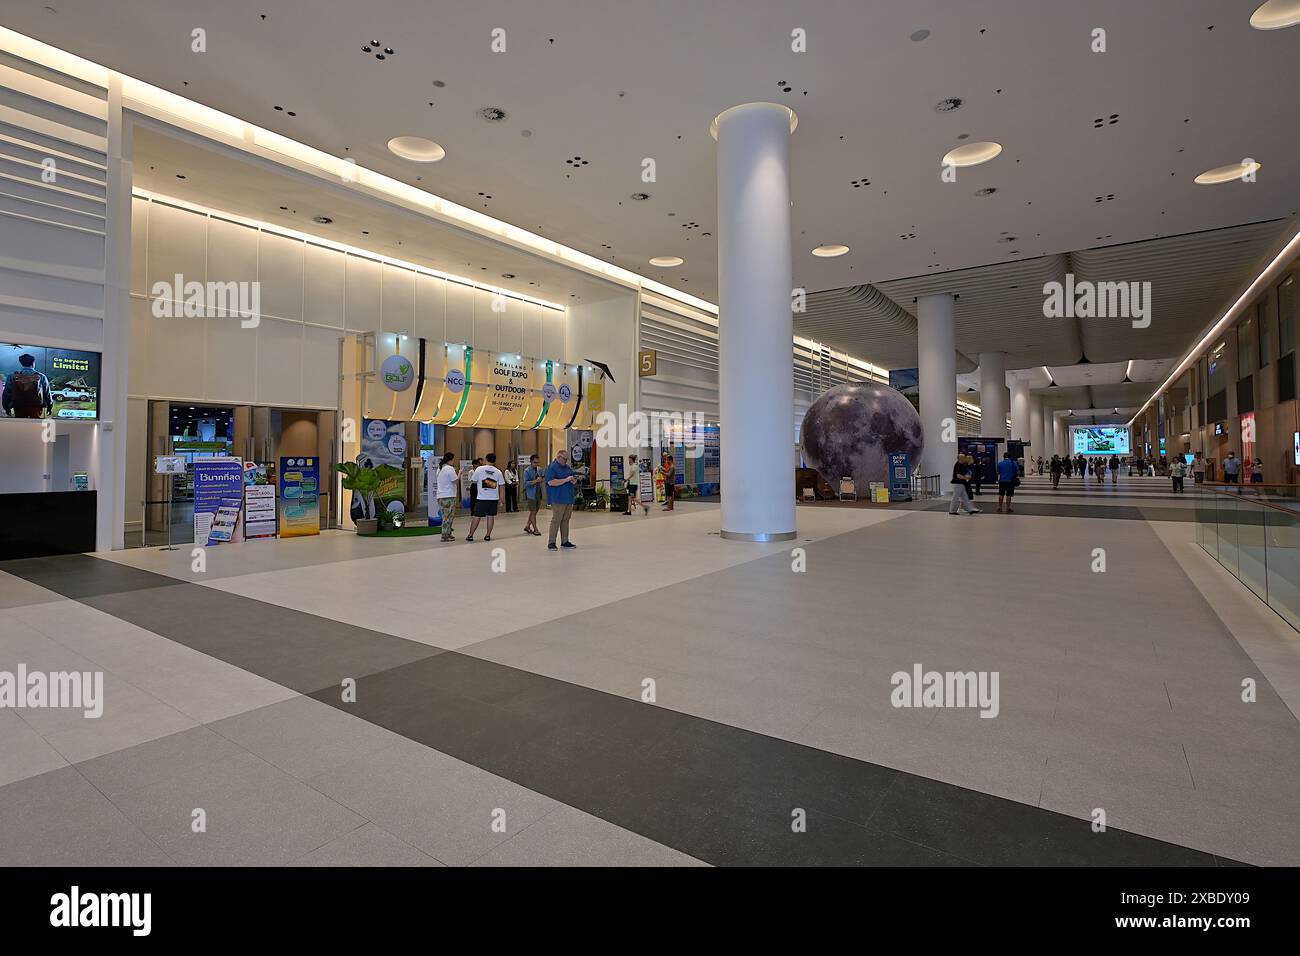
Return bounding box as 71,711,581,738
154,455,186,475
278,456,320,538
193,458,245,546
638,350,658,377
359,418,407,518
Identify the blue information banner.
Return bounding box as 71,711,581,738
192,458,245,545
888,451,912,502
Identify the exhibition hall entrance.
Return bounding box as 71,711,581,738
139,401,337,547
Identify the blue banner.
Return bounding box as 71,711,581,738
888,451,912,502
192,458,245,545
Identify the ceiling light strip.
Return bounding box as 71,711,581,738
1128,222,1300,427
133,188,566,311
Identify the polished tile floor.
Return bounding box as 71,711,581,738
1,477,1296,865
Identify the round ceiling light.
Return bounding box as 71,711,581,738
942,141,1003,167
649,256,684,267
1251,0,1300,30
387,136,446,162
812,244,850,258
1195,160,1262,184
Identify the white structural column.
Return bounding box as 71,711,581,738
714,102,796,541
1052,414,1064,456
978,351,1008,439
1010,376,1031,445
1029,397,1045,463
917,293,957,482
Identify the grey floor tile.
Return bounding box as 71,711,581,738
291,822,443,867
109,750,365,866
210,695,407,780
0,766,172,866
470,805,707,867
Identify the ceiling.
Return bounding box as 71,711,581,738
6,0,1300,306
796,218,1288,371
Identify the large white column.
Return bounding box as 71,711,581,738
1029,397,1045,465
1052,414,1064,456
714,102,796,541
978,351,1008,439
917,293,956,483
1010,377,1031,444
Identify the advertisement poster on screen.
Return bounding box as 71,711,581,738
278,457,320,538
193,458,245,545
0,343,101,420
1071,426,1131,455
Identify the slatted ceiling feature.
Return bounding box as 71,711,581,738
0,54,108,342
1072,221,1283,363
877,254,1077,369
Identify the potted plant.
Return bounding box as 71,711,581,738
593,486,610,511
335,462,404,534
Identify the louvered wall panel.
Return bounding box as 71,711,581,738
0,54,107,346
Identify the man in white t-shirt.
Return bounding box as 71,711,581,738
431,452,460,542
466,452,504,542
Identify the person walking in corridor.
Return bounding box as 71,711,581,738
522,453,544,535
1192,453,1206,484
1050,454,1062,489
1108,454,1120,485
545,449,579,550
1170,454,1187,493
996,451,1019,514
1222,452,1241,484
949,455,979,515
433,452,459,542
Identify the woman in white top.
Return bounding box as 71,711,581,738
503,465,519,513
432,452,460,542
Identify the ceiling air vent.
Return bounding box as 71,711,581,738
477,107,507,122
934,97,964,113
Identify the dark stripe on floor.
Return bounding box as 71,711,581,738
0,552,1236,866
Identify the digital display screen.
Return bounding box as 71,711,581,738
0,343,100,421
1071,426,1131,455
0,343,100,420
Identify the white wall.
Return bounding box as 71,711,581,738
566,289,639,481
129,196,567,409
0,421,98,494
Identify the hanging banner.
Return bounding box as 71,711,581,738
278,456,320,538
193,457,245,546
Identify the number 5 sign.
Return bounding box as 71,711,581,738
638,349,658,377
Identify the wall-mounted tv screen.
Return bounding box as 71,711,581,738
0,343,100,420
1071,426,1130,455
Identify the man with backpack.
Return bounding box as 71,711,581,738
2,353,52,418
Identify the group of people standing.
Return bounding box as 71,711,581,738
429,450,581,549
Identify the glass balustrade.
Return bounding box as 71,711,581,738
1195,482,1300,632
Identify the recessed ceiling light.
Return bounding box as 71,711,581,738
649,256,684,267
630,192,650,201
1195,160,1262,184
910,29,931,41
387,136,446,162
1251,0,1300,29
312,216,333,224
942,141,1003,167
812,244,850,258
